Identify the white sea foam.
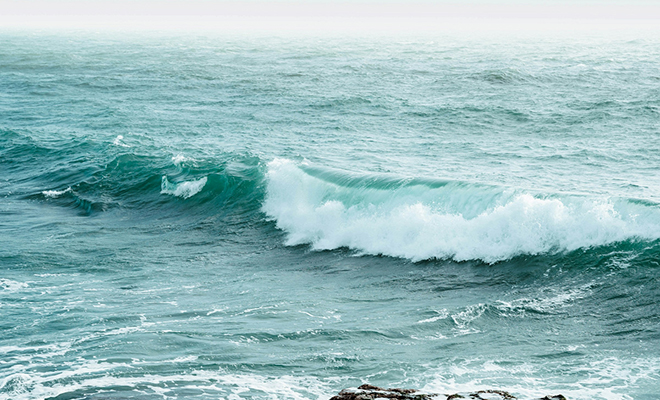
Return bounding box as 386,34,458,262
451,304,486,335
41,187,71,198
0,279,28,293
160,176,207,199
263,159,660,263
112,135,130,147
417,309,449,324
172,154,189,166
0,357,335,400
421,356,660,400
495,284,593,316
0,340,655,400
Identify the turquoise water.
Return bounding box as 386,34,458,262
1,30,660,399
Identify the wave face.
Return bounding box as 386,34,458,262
264,159,660,263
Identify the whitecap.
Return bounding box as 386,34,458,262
172,154,188,166
160,176,207,199
112,135,130,147
42,187,71,198
0,279,28,293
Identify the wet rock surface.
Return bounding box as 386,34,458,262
330,384,567,400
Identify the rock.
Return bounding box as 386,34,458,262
329,385,566,400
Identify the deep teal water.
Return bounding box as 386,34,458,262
1,30,660,399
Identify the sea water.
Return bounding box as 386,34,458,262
1,30,659,399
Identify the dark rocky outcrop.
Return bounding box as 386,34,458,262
330,384,567,400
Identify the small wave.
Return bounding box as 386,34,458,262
32,187,108,215
42,187,71,198
171,154,188,166
0,279,28,293
21,149,264,217
495,285,592,316
112,135,130,148
263,159,660,263
160,176,207,199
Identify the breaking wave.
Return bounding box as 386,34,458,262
263,159,660,263
9,126,660,264
161,176,208,199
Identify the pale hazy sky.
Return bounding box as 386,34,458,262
1,0,659,32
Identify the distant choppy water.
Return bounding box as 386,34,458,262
1,30,659,400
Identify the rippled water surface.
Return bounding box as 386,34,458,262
1,30,659,399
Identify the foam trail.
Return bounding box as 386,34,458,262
263,159,660,263
160,176,207,199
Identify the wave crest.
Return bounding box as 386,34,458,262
161,176,208,199
263,159,660,263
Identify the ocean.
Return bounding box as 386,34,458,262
1,29,659,400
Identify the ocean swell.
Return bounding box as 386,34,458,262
263,159,660,263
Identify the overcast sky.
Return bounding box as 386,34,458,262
1,0,659,32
